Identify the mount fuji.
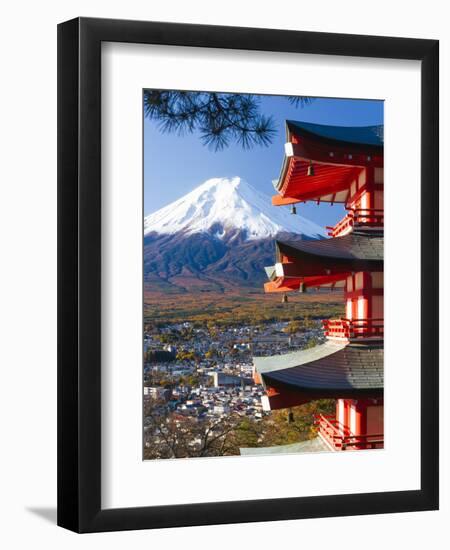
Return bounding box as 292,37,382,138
144,177,326,292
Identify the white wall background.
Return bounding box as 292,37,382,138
0,0,447,548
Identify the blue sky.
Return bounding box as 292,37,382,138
144,94,383,227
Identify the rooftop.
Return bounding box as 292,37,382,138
286,120,384,148
277,231,383,262
270,232,383,281
240,437,330,456
272,120,384,205
254,341,383,395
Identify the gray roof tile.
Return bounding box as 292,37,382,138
286,120,384,148
255,343,383,394
277,232,383,262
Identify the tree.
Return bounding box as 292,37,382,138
176,350,197,361
206,320,218,337
144,90,313,151
304,336,320,349
143,398,245,459
205,349,218,359
143,396,335,459
284,320,303,334
256,400,335,447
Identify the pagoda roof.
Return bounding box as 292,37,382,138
272,232,383,280
264,274,346,293
272,120,384,206
254,341,383,396
240,437,329,456
277,231,383,262
286,120,384,148
264,260,347,292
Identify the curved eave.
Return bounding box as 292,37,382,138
276,233,384,262
273,153,290,194
273,120,383,204
273,155,360,204
240,437,329,456
254,342,383,395
274,258,382,279
264,274,346,293
255,341,347,375
286,120,384,149
263,380,383,399
274,239,383,279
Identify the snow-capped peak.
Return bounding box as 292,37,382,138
144,177,326,240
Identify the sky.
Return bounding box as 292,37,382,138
143,94,383,227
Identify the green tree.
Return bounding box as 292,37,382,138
205,349,218,359
256,400,335,448
284,320,303,334
176,350,197,361
304,336,320,349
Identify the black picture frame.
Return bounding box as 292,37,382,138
57,17,439,533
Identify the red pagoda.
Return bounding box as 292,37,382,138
254,120,384,452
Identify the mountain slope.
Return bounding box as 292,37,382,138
144,177,326,292
144,177,326,240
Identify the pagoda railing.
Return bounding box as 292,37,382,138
323,318,384,340
315,414,383,451
326,208,384,237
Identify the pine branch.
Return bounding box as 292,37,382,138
144,90,312,151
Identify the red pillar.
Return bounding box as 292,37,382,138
352,400,368,449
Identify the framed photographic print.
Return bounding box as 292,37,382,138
57,17,439,532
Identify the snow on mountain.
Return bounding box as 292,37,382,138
144,177,326,240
